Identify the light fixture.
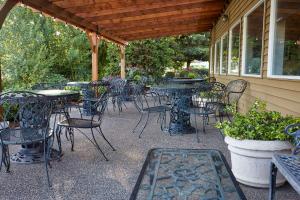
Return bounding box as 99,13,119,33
222,14,229,22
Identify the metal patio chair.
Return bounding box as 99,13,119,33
178,83,222,142
0,91,53,186
132,83,171,138
219,79,247,121
108,78,127,113
269,123,300,200
56,92,115,161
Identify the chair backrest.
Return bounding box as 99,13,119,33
226,79,247,104
88,92,109,123
0,91,52,132
285,123,300,155
109,78,127,97
210,82,226,103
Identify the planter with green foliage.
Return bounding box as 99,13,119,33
216,100,300,188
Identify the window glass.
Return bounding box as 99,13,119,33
214,41,221,74
271,0,300,76
229,23,240,75
243,2,264,75
221,34,228,74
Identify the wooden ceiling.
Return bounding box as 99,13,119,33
21,0,225,44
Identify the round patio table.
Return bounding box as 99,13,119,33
151,83,199,135
10,89,80,164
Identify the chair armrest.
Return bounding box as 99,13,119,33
285,123,300,155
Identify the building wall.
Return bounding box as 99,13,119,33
210,0,300,116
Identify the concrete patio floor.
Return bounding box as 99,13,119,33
0,102,298,200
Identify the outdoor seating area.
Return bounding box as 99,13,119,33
0,77,299,200
0,0,300,199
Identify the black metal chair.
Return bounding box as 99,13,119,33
269,123,300,200
108,78,127,113
178,83,222,142
132,83,171,138
0,91,53,186
219,79,247,121
56,92,115,161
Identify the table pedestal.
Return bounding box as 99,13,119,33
11,142,61,164
169,98,195,135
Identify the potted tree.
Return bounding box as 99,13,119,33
216,100,300,188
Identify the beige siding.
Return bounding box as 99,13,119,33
211,0,300,116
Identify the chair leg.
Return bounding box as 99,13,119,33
56,126,63,157
138,112,150,138
97,127,116,151
68,128,74,151
202,115,206,133
269,162,278,200
133,113,143,133
90,128,109,161
44,138,51,187
194,114,200,143
1,144,10,173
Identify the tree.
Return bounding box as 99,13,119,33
174,33,210,69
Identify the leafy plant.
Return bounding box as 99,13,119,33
165,72,175,78
216,99,300,141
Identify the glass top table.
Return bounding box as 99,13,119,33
33,89,80,99
130,148,246,200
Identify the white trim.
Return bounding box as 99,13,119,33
228,20,240,75
209,45,214,73
267,0,300,80
214,40,221,75
241,0,264,77
220,33,228,75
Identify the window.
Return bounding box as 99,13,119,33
210,46,214,74
242,0,264,76
221,34,229,74
214,40,221,74
229,22,240,75
268,0,300,79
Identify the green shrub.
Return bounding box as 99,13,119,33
216,99,300,141
165,72,175,78
179,70,189,78
187,72,197,79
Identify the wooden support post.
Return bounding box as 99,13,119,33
86,31,100,81
119,45,126,79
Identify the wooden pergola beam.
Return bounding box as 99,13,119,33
0,0,19,29
74,0,218,17
119,25,210,39
108,20,212,35
102,14,217,32
86,31,100,81
125,28,206,41
95,7,222,26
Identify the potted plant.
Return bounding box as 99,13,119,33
216,100,300,188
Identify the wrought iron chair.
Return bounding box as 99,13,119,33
56,92,115,161
132,83,171,138
269,123,300,200
0,91,53,186
108,78,127,113
219,79,247,121
178,84,222,142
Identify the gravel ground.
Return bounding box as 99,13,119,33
0,102,298,200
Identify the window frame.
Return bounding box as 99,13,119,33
267,0,300,80
210,45,214,74
228,20,241,76
214,40,221,75
241,0,264,77
220,33,229,75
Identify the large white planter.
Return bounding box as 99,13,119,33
225,136,292,188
